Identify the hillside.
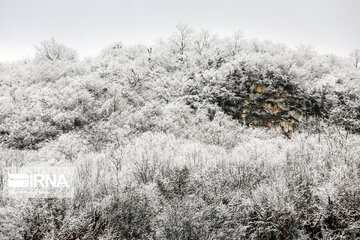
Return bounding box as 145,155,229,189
1,27,360,239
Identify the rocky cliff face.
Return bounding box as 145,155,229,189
217,75,327,138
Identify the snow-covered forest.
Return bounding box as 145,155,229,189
1,25,360,239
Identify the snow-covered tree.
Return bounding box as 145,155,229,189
169,23,194,56
349,49,360,69
35,38,78,62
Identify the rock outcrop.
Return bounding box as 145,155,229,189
217,77,327,138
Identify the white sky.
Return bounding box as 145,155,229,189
0,0,359,62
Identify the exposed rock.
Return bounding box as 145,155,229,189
256,85,265,93
214,70,328,138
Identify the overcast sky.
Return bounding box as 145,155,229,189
0,0,359,62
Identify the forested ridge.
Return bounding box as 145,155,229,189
0,25,360,239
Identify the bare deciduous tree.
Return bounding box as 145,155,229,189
194,30,215,56
35,37,78,62
349,49,360,69
170,23,194,56
228,30,244,56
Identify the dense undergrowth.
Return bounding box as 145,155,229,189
0,25,360,239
